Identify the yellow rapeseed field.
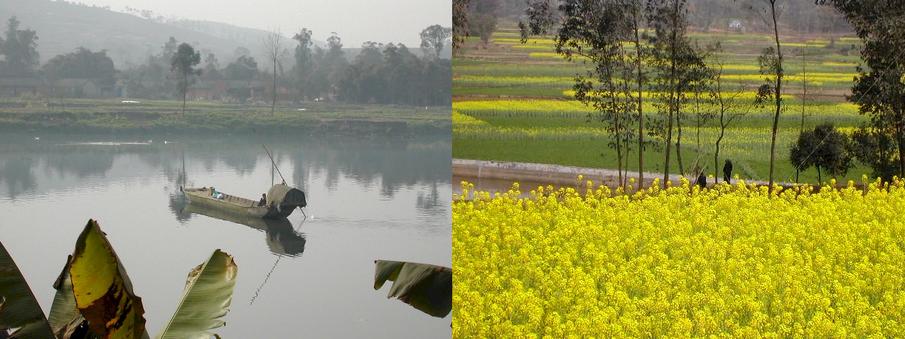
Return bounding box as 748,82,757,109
453,178,905,337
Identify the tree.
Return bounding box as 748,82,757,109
647,0,708,180
710,54,752,181
162,36,180,63
523,0,651,189
0,16,40,77
689,46,716,159
851,128,899,181
223,55,259,102
171,43,201,116
746,0,785,192
292,28,314,99
43,47,116,87
201,52,223,81
119,37,181,100
336,41,449,106
520,0,557,43
789,124,853,182
420,24,452,59
818,0,905,179
263,30,286,114
43,47,115,81
321,32,349,99
224,55,259,81
452,0,471,54
469,0,499,46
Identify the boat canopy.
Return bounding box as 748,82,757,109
267,184,307,208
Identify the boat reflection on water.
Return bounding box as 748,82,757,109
181,202,307,257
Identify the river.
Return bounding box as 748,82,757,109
0,130,451,338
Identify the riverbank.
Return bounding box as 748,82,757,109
452,158,865,195
453,159,684,193
0,98,450,135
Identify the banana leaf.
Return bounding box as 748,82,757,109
157,249,237,339
48,256,95,339
373,260,452,318
0,240,55,339
69,220,146,339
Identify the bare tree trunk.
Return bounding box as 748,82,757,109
897,124,905,178
615,114,623,187
272,62,277,115
715,129,722,181
768,0,784,193
676,112,684,175
604,61,623,188
263,30,284,115
633,9,645,190
695,94,702,155
715,132,725,182
620,56,633,189
714,75,724,180
663,0,679,187
182,71,187,116
796,43,808,183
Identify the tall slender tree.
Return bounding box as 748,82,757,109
628,0,648,189
746,0,785,192
647,0,706,182
292,28,314,100
263,30,286,114
170,43,201,116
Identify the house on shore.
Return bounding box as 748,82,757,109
0,77,43,97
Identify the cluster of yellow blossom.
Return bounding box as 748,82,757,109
453,178,905,337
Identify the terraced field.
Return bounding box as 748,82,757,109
453,26,869,183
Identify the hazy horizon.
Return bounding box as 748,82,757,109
67,0,451,47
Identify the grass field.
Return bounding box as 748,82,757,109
453,27,870,183
0,98,450,134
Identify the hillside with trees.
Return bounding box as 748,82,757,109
0,1,452,106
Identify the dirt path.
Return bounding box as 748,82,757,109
453,158,782,194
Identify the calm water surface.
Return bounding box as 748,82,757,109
0,131,451,338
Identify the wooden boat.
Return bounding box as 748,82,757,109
183,203,306,256
183,183,306,219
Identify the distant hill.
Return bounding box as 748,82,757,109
0,0,303,68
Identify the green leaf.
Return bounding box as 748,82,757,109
48,256,95,339
69,220,147,339
373,260,452,318
157,249,238,339
0,240,55,339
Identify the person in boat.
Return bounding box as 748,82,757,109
210,187,224,200
259,193,267,207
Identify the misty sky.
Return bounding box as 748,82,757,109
73,0,451,46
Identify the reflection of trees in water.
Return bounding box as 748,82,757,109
46,144,162,179
281,136,451,198
0,156,37,199
167,192,192,223
44,148,116,179
0,133,450,203
416,182,442,213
